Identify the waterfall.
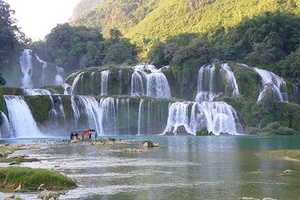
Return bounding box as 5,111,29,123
23,88,51,95
0,112,13,138
131,64,171,98
55,65,64,86
70,72,84,95
20,49,33,89
254,68,288,102
131,71,145,96
90,72,95,95
4,96,42,138
163,101,242,135
78,96,101,133
195,64,216,102
118,70,123,95
137,98,144,135
35,54,47,86
71,96,80,128
99,97,117,135
220,63,239,98
100,70,109,96
146,72,171,98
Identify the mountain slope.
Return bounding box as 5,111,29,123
70,0,300,56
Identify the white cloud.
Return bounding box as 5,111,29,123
8,0,81,40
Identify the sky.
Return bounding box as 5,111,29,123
8,0,81,40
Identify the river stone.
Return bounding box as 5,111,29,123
38,190,62,200
4,195,15,200
176,125,192,135
6,154,27,159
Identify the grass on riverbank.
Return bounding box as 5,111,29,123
256,150,300,161
0,167,77,191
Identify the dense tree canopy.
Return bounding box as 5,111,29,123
147,11,300,86
216,11,300,65
33,24,137,72
0,0,25,85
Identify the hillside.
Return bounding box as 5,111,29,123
70,0,300,57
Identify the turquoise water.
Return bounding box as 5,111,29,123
1,135,300,199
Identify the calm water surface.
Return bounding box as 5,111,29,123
1,135,300,200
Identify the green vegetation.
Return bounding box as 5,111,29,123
0,0,26,85
256,150,300,161
0,167,76,191
31,24,137,73
24,96,53,124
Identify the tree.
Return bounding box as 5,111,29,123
103,41,137,65
44,23,105,71
225,11,300,65
0,0,20,72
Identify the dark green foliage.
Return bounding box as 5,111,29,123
277,47,300,85
0,95,7,125
196,127,209,136
42,23,105,71
0,0,28,83
33,24,137,72
0,167,76,191
220,11,300,66
24,96,53,124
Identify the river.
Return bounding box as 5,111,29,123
0,135,300,199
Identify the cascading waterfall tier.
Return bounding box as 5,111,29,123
220,63,239,98
163,101,243,135
254,68,288,102
195,64,216,102
68,64,171,98
71,96,170,135
4,96,42,138
195,63,240,102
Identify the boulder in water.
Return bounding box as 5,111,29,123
140,140,159,147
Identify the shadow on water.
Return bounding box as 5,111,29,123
0,135,300,199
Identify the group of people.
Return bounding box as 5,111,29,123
70,130,98,140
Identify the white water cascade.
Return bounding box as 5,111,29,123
55,65,64,86
254,68,288,102
137,98,144,135
131,71,145,96
23,89,51,96
131,64,171,98
195,64,216,102
35,54,47,86
100,70,109,96
70,72,84,95
90,72,95,95
0,112,13,138
20,49,33,88
99,97,117,135
4,96,42,138
78,96,101,132
146,72,171,98
163,101,242,135
220,63,239,98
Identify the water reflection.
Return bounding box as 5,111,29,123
0,136,300,199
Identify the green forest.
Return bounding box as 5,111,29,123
1,0,300,85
